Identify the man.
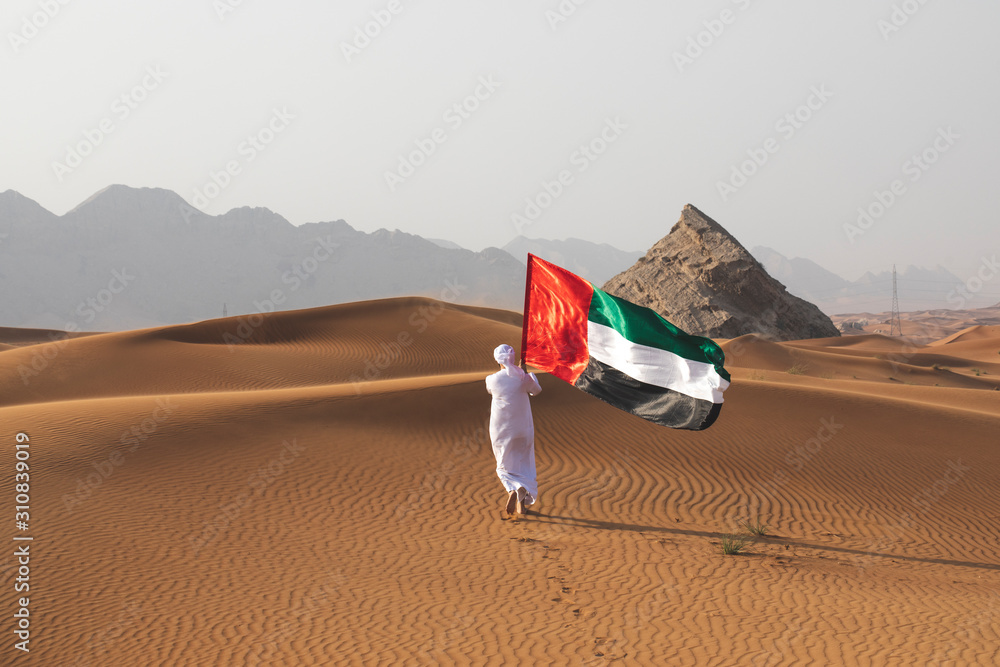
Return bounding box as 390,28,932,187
486,344,542,516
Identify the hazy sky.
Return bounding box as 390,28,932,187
3,0,999,284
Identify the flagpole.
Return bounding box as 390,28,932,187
519,253,535,365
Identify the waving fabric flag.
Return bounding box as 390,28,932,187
520,254,730,430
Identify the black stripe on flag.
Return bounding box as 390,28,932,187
573,357,722,431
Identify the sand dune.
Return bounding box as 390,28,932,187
932,324,1000,345
2,297,998,665
831,305,1000,343
723,332,1000,391
0,298,519,408
0,325,92,347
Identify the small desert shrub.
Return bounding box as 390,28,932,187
720,534,750,555
749,370,766,381
787,364,807,375
741,519,769,536
972,368,982,376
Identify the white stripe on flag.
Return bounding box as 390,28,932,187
587,321,729,404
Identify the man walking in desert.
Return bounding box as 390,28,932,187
486,344,543,516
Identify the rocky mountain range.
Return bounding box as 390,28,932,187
0,185,524,330
4,185,957,340
502,236,644,287
603,205,840,341
751,246,969,315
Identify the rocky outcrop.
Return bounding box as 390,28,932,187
602,205,839,341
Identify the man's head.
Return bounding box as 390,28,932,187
493,344,516,368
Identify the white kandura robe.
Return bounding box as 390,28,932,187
486,369,543,505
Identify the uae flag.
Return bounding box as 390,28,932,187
520,254,730,430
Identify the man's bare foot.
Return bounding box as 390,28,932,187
505,490,517,515
515,487,527,515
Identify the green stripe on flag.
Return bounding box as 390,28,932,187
588,287,730,382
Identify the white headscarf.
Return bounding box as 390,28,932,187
493,344,525,379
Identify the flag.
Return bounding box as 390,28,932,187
520,254,730,430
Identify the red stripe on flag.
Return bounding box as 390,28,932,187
521,254,593,384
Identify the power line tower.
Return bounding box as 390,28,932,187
889,265,902,336
223,303,228,318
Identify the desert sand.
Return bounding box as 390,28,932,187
831,304,1000,344
1,297,998,665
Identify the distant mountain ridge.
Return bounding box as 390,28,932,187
3,185,966,334
0,185,525,330
502,236,644,287
751,246,968,315
0,189,58,227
